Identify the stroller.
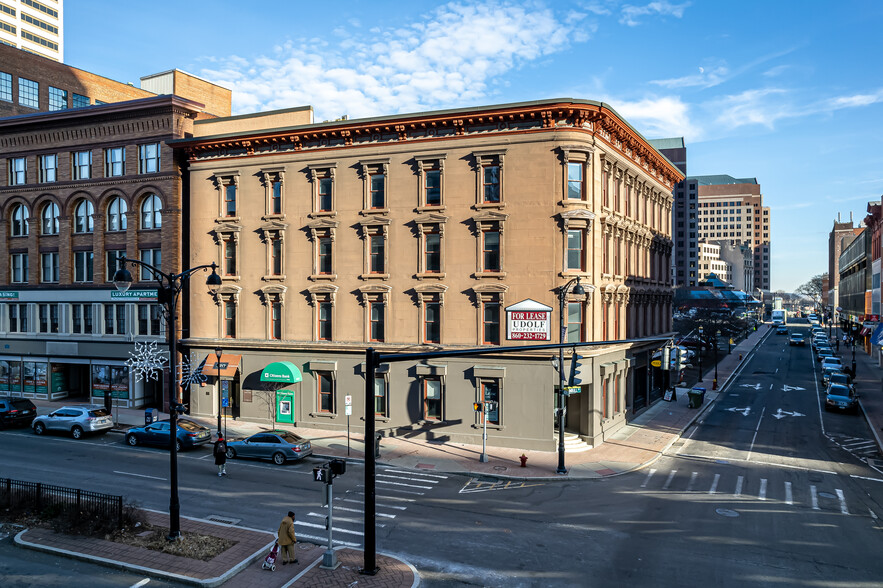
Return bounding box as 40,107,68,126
262,541,279,571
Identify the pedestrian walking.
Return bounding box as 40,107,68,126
277,511,298,564
214,433,227,476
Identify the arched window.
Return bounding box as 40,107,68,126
11,204,29,237
41,202,59,235
74,200,94,233
107,197,128,232
140,194,162,230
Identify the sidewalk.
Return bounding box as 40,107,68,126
838,332,883,456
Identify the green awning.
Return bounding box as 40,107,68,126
260,361,303,384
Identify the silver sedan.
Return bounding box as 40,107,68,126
225,430,313,465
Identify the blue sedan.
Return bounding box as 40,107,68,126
125,419,213,451
825,383,859,414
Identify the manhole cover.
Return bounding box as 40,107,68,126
493,466,507,471
716,508,739,518
818,492,837,499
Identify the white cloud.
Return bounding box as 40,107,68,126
828,89,883,108
606,95,702,141
650,65,729,89
198,2,587,120
619,1,690,26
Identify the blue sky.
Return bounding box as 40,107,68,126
66,0,883,291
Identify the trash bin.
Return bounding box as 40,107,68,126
145,408,158,425
688,387,706,409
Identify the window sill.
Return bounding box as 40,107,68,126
261,214,286,221
473,202,505,210
308,211,337,218
416,419,445,426
471,423,504,431
472,271,507,280
309,274,338,281
221,275,240,282
558,199,590,208
359,273,390,280
309,412,337,419
415,205,446,213
262,275,286,282
361,416,391,423
215,216,241,224
558,271,591,280
415,272,446,280
360,208,390,216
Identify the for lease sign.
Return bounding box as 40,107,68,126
506,299,553,341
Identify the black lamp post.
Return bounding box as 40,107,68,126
214,347,223,435
852,323,858,376
714,330,721,387
697,326,704,382
556,276,586,475
113,256,221,541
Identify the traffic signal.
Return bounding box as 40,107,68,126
661,347,671,371
473,402,483,412
329,458,347,476
313,467,327,482
568,353,588,386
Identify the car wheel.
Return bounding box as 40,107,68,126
272,452,286,465
225,448,236,459
126,434,139,446
71,426,84,440
175,439,183,452
33,422,46,435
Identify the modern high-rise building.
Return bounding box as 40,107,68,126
0,0,64,62
694,175,771,291
649,138,698,287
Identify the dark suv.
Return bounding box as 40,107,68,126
0,397,38,428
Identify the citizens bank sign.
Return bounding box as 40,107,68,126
505,299,553,341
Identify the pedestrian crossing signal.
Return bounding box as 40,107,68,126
473,402,483,412
313,467,327,482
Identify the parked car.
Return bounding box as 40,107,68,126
825,383,859,413
789,333,805,346
829,372,855,393
822,365,842,386
821,357,844,371
32,406,112,439
0,397,37,428
125,418,212,451
815,345,834,358
776,325,788,335
225,430,313,465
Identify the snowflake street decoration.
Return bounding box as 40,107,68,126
126,341,169,383
179,355,208,388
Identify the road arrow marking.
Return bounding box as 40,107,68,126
741,383,762,390
772,408,805,420
726,407,752,416
782,385,806,392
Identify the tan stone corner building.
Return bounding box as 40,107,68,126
176,98,682,451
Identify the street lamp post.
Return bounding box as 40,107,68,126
214,347,223,434
697,326,704,382
852,324,858,376
714,330,721,389
556,277,586,475
113,256,221,541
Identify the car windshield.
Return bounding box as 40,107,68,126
11,400,34,410
830,374,850,385
828,385,850,397
177,420,204,432
88,408,110,417
279,432,306,444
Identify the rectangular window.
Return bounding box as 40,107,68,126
105,147,125,177
424,231,441,272
423,378,442,420
48,86,67,111
140,249,161,280
72,151,92,180
566,302,583,343
318,237,333,274
482,165,500,203
137,304,162,336
224,183,236,216
11,253,28,283
369,235,385,273
223,238,236,275
374,377,387,416
424,169,441,206
480,381,500,425
72,93,89,108
9,304,28,333
39,154,57,182
104,304,126,335
271,301,282,340
482,230,500,272
370,173,385,208
271,181,282,214
40,252,58,283
567,162,584,200
424,301,441,343
482,300,500,345
370,302,384,342
18,78,38,108
602,169,609,207
38,304,60,333
22,0,57,18
106,250,125,281
138,143,160,174
9,157,26,185
318,372,334,413
567,230,585,271
74,251,94,282
72,304,93,335
271,237,282,275
224,300,236,338
0,71,11,102
318,302,332,341
318,177,333,211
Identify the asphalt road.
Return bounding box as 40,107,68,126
3,320,883,587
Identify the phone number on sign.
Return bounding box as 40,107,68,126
508,332,550,341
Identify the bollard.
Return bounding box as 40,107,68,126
519,454,528,467
712,378,718,390
739,354,743,361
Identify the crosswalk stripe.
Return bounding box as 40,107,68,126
735,476,744,497
384,469,448,479
759,478,767,500
295,520,364,537
843,441,876,449
377,473,438,485
339,497,407,510
307,512,376,527
377,479,434,490
295,532,360,548
709,474,720,494
811,485,819,510
641,469,656,488
663,470,677,490
686,472,698,492
784,482,793,505
357,484,425,495
836,489,849,515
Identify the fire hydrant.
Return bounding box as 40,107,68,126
712,378,718,390
519,454,528,467
739,354,743,361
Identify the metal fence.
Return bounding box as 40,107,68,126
0,477,124,528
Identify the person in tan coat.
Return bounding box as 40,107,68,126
277,511,298,564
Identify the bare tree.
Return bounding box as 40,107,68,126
796,273,827,311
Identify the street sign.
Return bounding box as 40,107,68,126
564,386,581,395
345,405,352,416
345,395,352,406
505,299,553,341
